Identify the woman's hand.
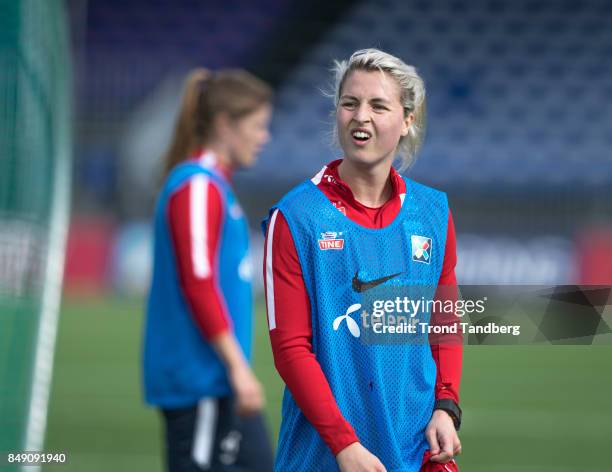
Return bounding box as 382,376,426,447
210,332,265,416
425,410,461,463
336,442,387,472
228,364,265,416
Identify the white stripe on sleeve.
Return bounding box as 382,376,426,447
192,397,218,469
310,165,327,185
190,175,211,278
265,209,279,330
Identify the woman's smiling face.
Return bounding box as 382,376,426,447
336,69,412,167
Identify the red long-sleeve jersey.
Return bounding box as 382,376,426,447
264,159,462,455
167,153,233,341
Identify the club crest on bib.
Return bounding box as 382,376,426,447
411,235,432,264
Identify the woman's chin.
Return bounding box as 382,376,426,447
236,155,256,168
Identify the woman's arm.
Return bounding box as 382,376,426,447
168,177,232,339
430,211,462,404
263,209,360,455
427,211,463,463
168,175,263,414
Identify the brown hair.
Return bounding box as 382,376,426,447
162,68,272,176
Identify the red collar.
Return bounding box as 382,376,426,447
318,159,405,208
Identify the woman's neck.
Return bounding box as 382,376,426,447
201,142,234,180
337,159,393,208
206,141,232,169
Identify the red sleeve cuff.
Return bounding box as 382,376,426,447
205,324,231,342
435,386,459,404
328,424,359,456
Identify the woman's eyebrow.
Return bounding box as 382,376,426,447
370,97,391,104
339,95,391,104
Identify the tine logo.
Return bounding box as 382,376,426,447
321,231,338,240
352,271,402,293
318,231,344,250
333,303,361,337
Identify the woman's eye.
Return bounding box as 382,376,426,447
341,102,356,108
373,104,387,111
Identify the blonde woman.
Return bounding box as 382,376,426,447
264,49,462,472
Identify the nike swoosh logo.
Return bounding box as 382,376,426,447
352,271,402,293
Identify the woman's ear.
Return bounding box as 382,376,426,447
213,112,231,139
401,111,415,137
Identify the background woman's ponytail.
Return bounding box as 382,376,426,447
162,68,211,177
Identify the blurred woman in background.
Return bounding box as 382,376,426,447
143,68,274,472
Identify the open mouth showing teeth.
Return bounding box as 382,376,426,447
352,130,371,141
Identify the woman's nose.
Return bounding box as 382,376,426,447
353,104,371,123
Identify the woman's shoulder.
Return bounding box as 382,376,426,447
166,162,229,194
273,179,319,207
401,176,450,220
402,176,448,200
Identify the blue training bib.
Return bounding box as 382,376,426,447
265,177,448,472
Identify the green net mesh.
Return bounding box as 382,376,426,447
0,0,72,459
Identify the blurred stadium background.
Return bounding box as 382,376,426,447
1,0,612,470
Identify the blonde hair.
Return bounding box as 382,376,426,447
162,68,272,176
332,48,426,171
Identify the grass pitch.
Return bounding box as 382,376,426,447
44,296,612,471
